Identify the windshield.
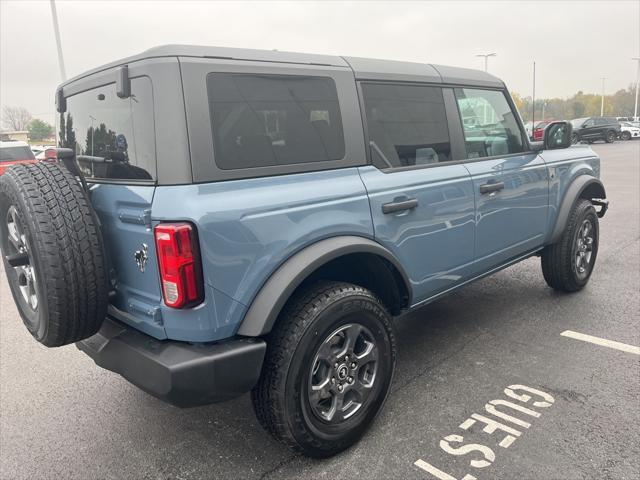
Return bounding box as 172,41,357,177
0,146,36,162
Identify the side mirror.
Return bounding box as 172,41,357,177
544,121,572,150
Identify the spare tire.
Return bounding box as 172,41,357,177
0,162,108,347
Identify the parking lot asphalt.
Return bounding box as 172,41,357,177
1,141,639,480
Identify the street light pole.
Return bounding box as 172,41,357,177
475,52,497,72
600,77,606,117
475,53,496,124
532,61,536,130
633,57,640,120
49,0,67,81
89,115,96,156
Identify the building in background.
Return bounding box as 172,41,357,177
0,130,29,142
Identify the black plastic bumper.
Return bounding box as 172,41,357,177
77,317,266,407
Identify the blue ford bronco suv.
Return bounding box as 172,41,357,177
0,45,608,457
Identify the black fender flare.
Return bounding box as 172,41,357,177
549,175,606,244
236,236,411,337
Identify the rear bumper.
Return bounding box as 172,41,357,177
77,317,266,407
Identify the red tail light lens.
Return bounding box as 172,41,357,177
154,222,204,308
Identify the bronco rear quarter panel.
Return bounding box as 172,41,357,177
152,169,373,342
539,145,602,244
148,56,375,342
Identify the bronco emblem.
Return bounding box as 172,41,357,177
134,243,148,273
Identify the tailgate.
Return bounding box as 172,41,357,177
90,183,166,339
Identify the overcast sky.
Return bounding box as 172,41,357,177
1,0,638,125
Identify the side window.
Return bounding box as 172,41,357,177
454,88,525,159
207,73,345,170
583,119,595,128
361,83,451,169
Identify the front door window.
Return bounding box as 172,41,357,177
455,88,525,159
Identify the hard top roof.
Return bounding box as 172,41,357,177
59,44,505,89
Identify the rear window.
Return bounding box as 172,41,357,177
58,77,155,181
207,73,345,170
0,146,35,162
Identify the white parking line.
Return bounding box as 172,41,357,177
561,330,640,355
414,459,476,480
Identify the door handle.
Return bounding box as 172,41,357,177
382,198,419,214
479,181,505,194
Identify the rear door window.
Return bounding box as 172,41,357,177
361,83,451,169
58,77,156,181
206,73,345,170
454,88,525,159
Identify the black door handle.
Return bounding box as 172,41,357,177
479,181,505,194
382,198,419,214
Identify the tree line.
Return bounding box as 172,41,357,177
511,85,637,123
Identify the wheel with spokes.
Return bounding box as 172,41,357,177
541,199,599,292
0,162,108,346
5,205,39,313
252,281,395,457
604,130,616,143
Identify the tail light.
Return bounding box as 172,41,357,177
154,222,204,308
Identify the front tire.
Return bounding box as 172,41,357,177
541,199,599,292
571,133,580,144
252,281,396,457
621,131,631,141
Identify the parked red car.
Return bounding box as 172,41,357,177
532,120,555,141
0,141,38,175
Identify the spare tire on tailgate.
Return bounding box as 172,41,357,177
0,162,108,347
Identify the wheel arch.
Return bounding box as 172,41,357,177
236,236,412,337
549,175,606,244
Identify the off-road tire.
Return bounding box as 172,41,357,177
541,199,599,292
251,281,396,458
0,163,108,347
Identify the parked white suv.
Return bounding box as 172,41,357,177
619,122,640,141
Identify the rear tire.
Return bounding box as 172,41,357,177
605,130,616,143
252,281,396,458
0,163,108,347
541,199,599,292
